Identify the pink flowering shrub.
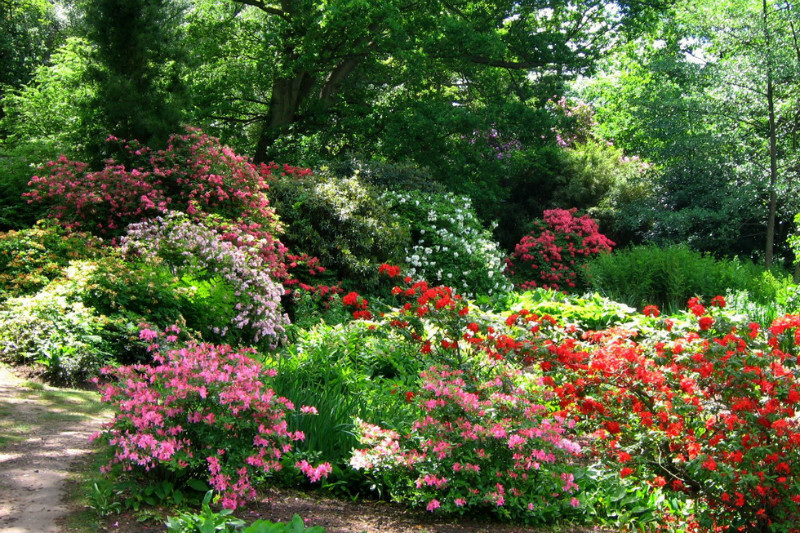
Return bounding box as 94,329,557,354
25,129,279,234
24,129,293,278
122,212,288,347
351,366,583,524
505,208,614,292
96,332,330,510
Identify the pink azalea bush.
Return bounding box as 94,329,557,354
351,366,582,523
24,128,291,278
122,212,288,346
505,208,614,292
95,330,330,510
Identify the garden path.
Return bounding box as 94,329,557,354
0,366,106,533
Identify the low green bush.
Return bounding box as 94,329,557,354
0,221,104,300
267,170,410,292
0,262,113,384
268,320,419,468
585,244,793,310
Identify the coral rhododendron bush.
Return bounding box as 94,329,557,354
506,208,614,292
23,128,320,287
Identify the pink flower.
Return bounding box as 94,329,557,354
426,499,441,512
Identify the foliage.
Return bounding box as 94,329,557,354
0,0,62,96
266,170,409,292
325,158,448,195
0,221,104,300
164,490,245,533
351,366,583,524
505,208,615,292
585,244,793,311
0,37,100,230
97,334,331,510
166,492,327,533
269,319,421,469
122,212,287,347
382,190,511,298
0,262,112,384
507,290,637,331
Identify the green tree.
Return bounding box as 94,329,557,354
0,0,62,126
81,0,188,152
0,37,99,229
581,1,800,262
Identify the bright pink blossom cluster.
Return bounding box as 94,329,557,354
505,208,614,292
95,332,330,510
351,366,582,522
122,213,288,346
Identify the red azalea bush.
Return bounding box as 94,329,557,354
96,328,330,510
505,208,614,292
345,266,799,531
532,298,800,533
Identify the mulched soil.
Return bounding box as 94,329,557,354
85,486,614,533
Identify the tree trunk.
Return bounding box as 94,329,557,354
764,0,779,269
253,73,315,164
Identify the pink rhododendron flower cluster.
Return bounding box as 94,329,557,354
96,336,329,510
505,208,614,292
351,366,582,523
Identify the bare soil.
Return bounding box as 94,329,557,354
0,366,108,533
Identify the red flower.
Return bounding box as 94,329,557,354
378,264,402,278
643,305,660,318
620,467,634,478
702,457,717,471
405,391,416,402
699,316,714,331
342,292,360,307
710,295,726,308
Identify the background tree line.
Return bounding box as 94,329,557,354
2,0,799,268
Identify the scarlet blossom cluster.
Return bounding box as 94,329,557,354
341,291,372,320
505,208,614,292
534,298,800,532
94,333,330,510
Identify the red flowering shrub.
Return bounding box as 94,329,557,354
96,329,330,510
531,299,800,532
505,208,614,292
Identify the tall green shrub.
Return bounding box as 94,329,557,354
267,170,410,292
585,244,792,310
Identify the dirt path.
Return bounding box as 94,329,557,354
0,366,108,533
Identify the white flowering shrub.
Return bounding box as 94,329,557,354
382,191,512,297
122,212,288,347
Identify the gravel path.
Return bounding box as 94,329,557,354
0,366,107,533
